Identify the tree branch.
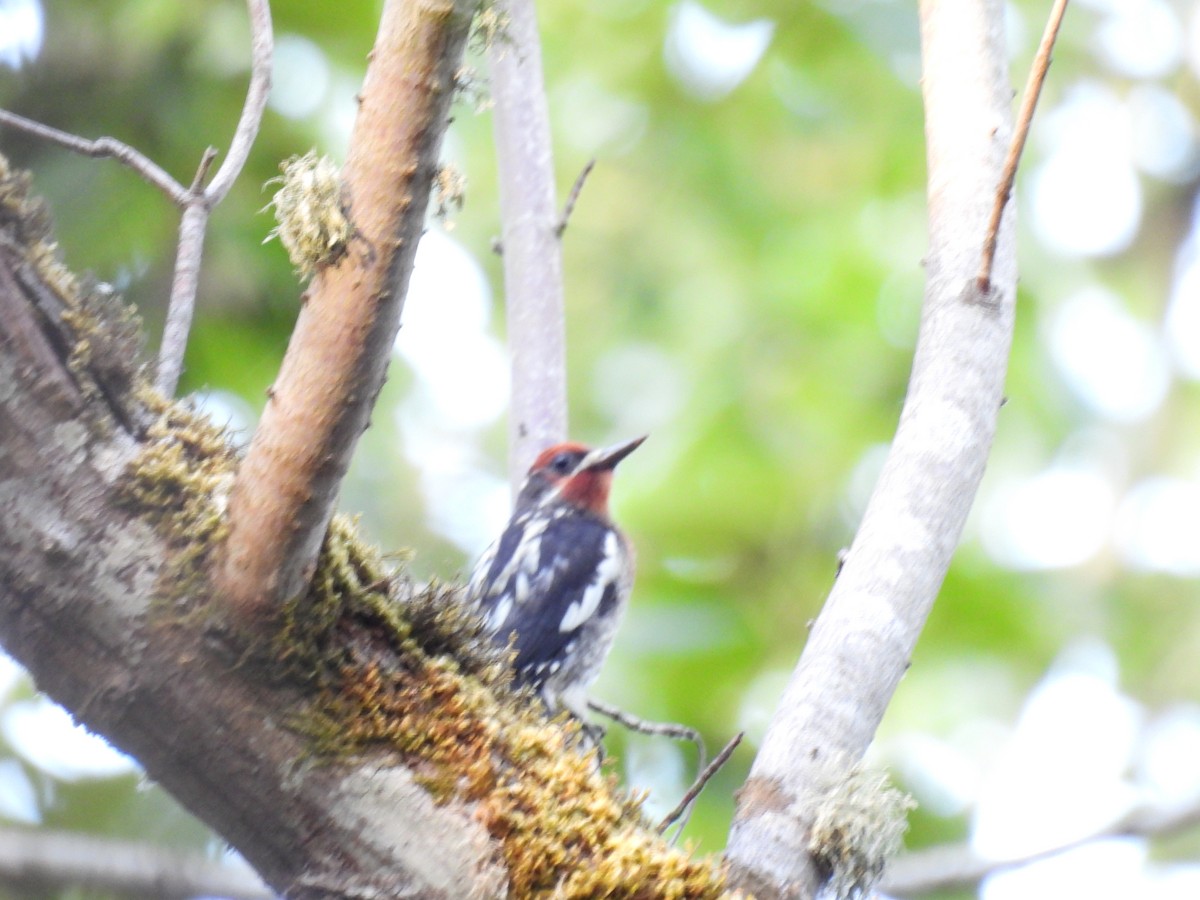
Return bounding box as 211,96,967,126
155,0,274,398
156,200,212,396
216,0,476,624
0,0,274,400
0,827,272,900
725,2,1019,896
0,175,505,896
883,788,1200,896
0,109,187,204
977,0,1068,291
487,0,569,490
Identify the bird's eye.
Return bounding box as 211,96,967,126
551,452,574,474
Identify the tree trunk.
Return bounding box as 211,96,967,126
0,163,505,896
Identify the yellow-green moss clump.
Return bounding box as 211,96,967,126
0,154,147,433
104,339,728,899
116,401,237,599
0,155,79,301
264,150,351,279
282,515,734,898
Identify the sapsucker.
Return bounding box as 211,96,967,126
467,436,645,729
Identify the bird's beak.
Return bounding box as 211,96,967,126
580,435,647,472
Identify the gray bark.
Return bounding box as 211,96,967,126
0,187,504,899
725,1,1019,895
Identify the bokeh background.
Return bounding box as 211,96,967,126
3,0,1200,897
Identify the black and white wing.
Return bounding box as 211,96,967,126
468,509,627,688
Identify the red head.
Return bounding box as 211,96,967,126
517,436,646,518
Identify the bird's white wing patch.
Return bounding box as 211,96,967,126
559,531,622,632
519,516,547,574
486,594,514,632
466,540,498,601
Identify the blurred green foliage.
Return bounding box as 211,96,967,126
3,1,1200,896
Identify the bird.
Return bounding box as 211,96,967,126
467,436,646,735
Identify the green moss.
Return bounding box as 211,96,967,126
116,353,730,900
0,155,70,292
278,514,734,898
116,400,238,602
61,282,147,421
0,153,149,433
1,149,733,900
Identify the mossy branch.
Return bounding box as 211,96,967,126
0,148,734,898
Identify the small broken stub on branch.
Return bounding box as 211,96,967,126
962,277,1003,312
264,150,352,279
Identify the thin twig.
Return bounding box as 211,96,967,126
657,731,743,835
155,0,273,397
554,157,596,237
204,0,273,207
189,146,220,193
588,698,707,774
977,0,1069,293
883,788,1200,896
0,109,186,205
587,697,715,844
156,203,211,395
0,826,272,900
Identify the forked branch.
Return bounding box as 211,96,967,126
156,0,274,397
0,0,273,398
